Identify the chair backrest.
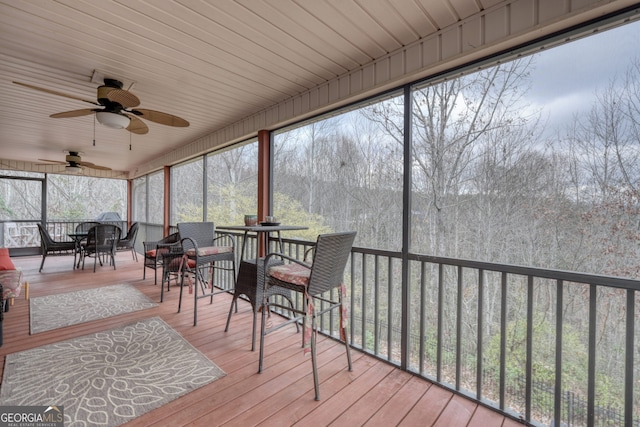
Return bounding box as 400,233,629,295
124,222,139,241
36,223,53,248
307,231,357,296
177,222,215,251
76,221,101,233
86,224,121,251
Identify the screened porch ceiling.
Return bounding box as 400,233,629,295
0,0,637,178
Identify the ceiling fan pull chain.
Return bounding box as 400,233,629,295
93,114,96,146
129,130,132,151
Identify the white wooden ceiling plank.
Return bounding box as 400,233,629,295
294,0,389,60
388,0,440,41
414,0,460,29
448,0,483,19
353,0,422,47
234,0,357,74
177,0,343,82
480,0,507,8
120,0,328,89
50,0,310,98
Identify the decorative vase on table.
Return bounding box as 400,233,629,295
244,215,258,226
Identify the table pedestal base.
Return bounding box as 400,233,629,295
225,257,296,350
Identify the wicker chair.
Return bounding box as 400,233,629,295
177,222,236,326
117,222,139,261
142,232,180,284
36,224,76,272
80,224,121,272
258,231,356,400
158,241,196,303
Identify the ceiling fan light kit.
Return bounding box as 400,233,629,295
65,165,82,173
96,111,130,129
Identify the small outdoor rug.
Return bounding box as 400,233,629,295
29,283,158,334
0,317,226,426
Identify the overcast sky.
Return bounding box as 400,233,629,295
527,19,640,136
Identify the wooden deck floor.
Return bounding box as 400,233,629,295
1,253,523,426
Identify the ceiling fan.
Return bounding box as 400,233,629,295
13,78,189,135
38,151,111,173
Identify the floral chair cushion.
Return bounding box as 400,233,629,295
268,262,311,286
185,245,233,257
0,269,23,299
268,261,348,354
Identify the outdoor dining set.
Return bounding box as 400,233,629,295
37,221,139,273
35,215,356,400
142,219,356,400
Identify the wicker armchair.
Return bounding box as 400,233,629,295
177,222,236,326
36,224,76,272
158,241,196,303
258,231,356,400
80,224,121,272
117,222,139,261
143,232,180,284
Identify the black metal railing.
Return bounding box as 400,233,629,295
244,236,639,427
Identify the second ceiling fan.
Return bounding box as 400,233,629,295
14,78,189,135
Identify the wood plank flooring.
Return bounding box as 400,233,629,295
0,253,523,426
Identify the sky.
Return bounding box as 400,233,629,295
526,19,640,137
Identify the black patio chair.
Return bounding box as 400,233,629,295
177,222,237,326
36,224,76,272
80,224,121,272
258,231,356,400
117,222,139,261
142,232,180,284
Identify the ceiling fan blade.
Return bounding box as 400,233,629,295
50,109,96,118
105,88,140,108
126,114,149,134
37,159,67,165
13,81,99,106
78,161,111,171
132,109,189,127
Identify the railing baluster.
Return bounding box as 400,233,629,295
625,289,634,427
437,263,443,383
374,254,380,355
500,271,507,410
588,284,597,427
387,256,393,361
526,275,533,421
419,261,426,375
456,265,463,390
477,269,484,401
554,280,564,427
361,254,367,354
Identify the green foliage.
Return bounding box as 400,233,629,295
171,180,333,241
272,193,332,240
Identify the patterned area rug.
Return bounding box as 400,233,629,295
29,283,157,334
0,317,225,426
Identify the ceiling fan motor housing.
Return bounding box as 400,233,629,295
66,153,81,164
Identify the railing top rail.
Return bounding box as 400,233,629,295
408,252,640,291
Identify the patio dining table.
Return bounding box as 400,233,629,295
217,223,308,350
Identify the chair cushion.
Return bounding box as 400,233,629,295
269,263,311,286
0,248,16,271
145,249,157,258
185,245,233,257
0,269,22,298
